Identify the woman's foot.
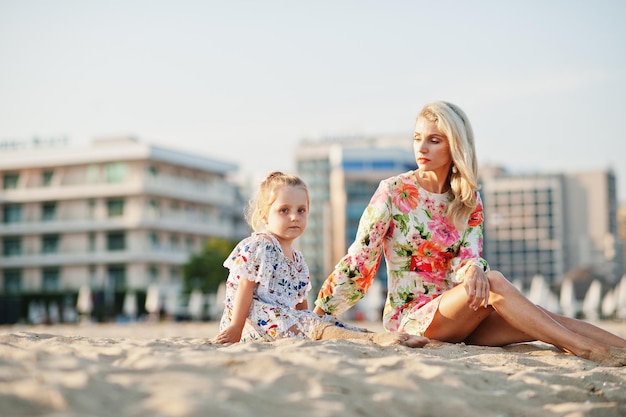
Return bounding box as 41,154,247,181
588,346,626,367
370,331,429,348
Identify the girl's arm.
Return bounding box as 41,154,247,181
295,299,308,310
214,278,256,343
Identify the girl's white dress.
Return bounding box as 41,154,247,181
219,232,363,342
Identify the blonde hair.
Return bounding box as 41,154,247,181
245,171,310,232
417,101,479,229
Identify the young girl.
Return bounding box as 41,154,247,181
213,171,428,347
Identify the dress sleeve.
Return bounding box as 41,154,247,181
449,192,490,283
223,235,278,287
315,180,391,315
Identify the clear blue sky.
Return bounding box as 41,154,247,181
2,1,625,201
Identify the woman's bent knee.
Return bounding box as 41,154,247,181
486,270,515,295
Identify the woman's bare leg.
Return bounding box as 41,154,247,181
540,307,626,348
310,322,429,348
425,270,626,366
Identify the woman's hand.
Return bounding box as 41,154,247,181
313,306,326,316
213,325,243,344
463,266,490,311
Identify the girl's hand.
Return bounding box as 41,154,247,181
213,325,243,344
463,266,490,311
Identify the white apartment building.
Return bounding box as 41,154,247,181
0,137,245,321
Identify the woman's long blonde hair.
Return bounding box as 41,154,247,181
245,171,310,232
417,101,479,229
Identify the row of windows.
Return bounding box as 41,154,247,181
2,264,181,294
2,198,125,224
2,197,219,224
2,231,197,256
2,232,126,255
2,163,129,190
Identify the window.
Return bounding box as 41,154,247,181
104,162,127,183
107,266,126,290
42,268,60,292
147,199,160,218
3,173,19,189
2,237,22,256
89,233,96,252
170,266,180,283
147,164,158,177
3,204,22,223
42,235,60,254
149,265,159,283
42,202,57,221
107,198,125,218
89,265,97,287
42,171,54,187
3,269,21,294
88,199,96,218
107,232,125,251
87,165,99,184
149,231,160,248
170,234,179,249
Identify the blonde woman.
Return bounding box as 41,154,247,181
314,101,626,366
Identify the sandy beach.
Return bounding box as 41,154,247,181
1,320,625,417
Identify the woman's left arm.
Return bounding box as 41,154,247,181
450,193,490,278
449,193,490,309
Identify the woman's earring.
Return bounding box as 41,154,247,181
452,165,458,174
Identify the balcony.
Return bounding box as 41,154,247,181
1,176,237,207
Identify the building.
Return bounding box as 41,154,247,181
0,137,246,322
295,135,417,295
618,204,626,278
480,167,623,288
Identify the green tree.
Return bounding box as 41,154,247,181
183,237,238,294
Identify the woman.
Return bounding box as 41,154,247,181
314,101,626,366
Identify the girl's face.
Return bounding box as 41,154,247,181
264,185,309,246
413,117,453,177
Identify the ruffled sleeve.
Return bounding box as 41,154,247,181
223,234,280,287
449,191,490,283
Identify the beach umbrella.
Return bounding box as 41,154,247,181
560,279,579,318
528,275,548,306
601,288,616,318
582,279,602,321
77,285,93,315
123,291,138,320
188,289,204,321
616,275,626,319
145,284,160,315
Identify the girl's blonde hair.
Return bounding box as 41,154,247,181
245,171,310,232
417,101,479,229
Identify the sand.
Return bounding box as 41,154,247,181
1,320,625,417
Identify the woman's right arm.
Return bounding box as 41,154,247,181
214,278,255,343
314,180,392,316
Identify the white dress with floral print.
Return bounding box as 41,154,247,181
219,232,362,342
315,171,489,336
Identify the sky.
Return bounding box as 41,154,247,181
1,1,626,201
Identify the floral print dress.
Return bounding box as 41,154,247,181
219,232,362,342
315,171,489,336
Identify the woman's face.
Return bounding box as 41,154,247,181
413,117,453,177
